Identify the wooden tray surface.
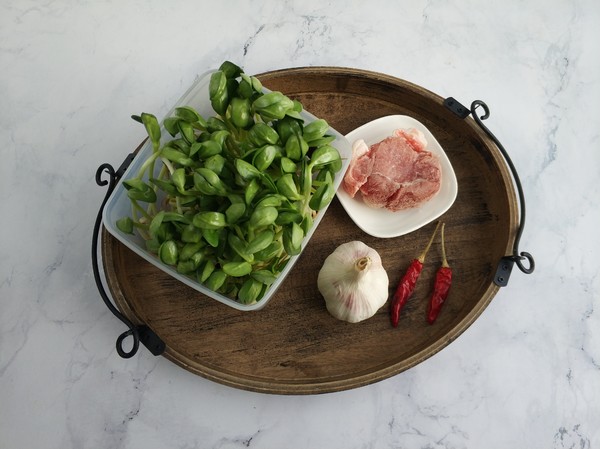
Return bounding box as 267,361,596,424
102,67,518,394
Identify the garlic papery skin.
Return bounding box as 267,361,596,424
317,241,389,323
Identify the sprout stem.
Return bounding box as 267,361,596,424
136,150,162,179
131,199,152,220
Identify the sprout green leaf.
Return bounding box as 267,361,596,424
116,61,344,304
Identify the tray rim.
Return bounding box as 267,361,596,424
103,227,503,393
101,66,519,394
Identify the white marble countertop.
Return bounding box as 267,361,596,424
2,1,599,448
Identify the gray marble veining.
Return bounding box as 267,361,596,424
1,0,599,448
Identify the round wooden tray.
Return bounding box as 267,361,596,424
102,67,517,394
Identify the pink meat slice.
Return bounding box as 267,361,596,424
342,128,441,211
342,139,372,197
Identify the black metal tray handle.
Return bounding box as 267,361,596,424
444,97,535,286
92,153,165,358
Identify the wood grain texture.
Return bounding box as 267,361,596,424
102,67,518,394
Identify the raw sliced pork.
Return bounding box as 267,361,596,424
342,128,441,212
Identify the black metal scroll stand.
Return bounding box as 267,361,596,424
92,153,165,358
444,97,535,286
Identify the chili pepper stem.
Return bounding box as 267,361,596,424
440,222,449,268
417,221,441,263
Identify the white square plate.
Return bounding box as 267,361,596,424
336,115,458,238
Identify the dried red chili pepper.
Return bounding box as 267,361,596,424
390,222,440,327
427,223,452,324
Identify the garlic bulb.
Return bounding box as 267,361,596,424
317,241,389,323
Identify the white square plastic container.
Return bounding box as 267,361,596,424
102,70,351,311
